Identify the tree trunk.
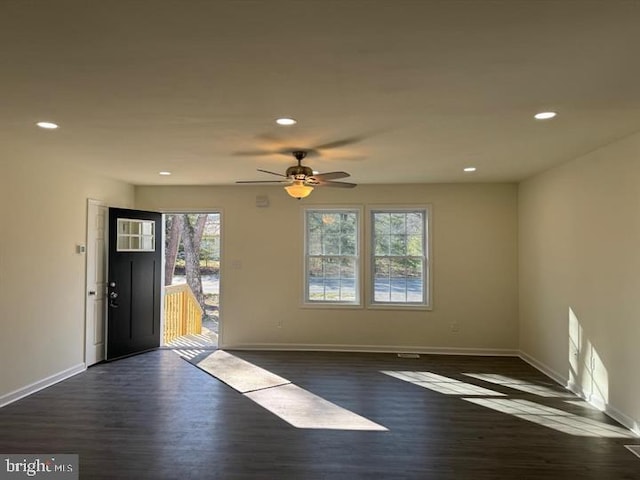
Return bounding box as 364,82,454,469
164,215,183,286
180,214,207,310
193,214,208,251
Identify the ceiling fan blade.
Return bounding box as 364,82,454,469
235,180,290,184
257,169,288,177
314,180,358,188
310,171,350,181
232,150,275,157
311,135,366,151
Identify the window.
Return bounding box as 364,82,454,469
369,207,430,308
304,208,361,305
116,218,155,252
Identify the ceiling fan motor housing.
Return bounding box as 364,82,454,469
286,164,313,180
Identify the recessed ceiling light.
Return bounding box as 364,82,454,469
159,171,172,176
276,117,297,126
534,111,557,120
36,121,59,129
463,167,477,172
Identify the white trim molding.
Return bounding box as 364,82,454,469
222,343,519,357
519,350,640,437
0,363,86,409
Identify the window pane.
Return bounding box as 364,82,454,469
374,257,390,278
118,219,130,234
406,235,423,256
340,212,357,230
340,257,356,279
374,280,391,302
374,213,390,235
308,257,323,278
407,277,424,303
308,212,323,229
406,212,423,234
406,258,423,278
390,277,408,302
129,221,141,235
117,236,129,251
141,221,154,235
373,258,391,302
390,258,407,279
322,234,339,255
339,279,357,301
308,230,322,255
390,213,406,234
389,234,406,256
323,258,340,278
142,235,154,250
340,235,356,255
374,234,390,255
309,281,325,300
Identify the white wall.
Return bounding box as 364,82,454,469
0,156,134,400
519,132,640,433
136,183,519,353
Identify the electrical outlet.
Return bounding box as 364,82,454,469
451,322,460,333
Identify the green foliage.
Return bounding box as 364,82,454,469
373,211,424,276
307,211,357,256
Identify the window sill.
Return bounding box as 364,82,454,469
301,302,364,309
367,303,432,311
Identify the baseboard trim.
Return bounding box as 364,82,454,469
223,342,519,357
518,350,568,387
0,363,86,409
519,350,640,437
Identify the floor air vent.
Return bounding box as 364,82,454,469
397,353,420,359
625,445,640,459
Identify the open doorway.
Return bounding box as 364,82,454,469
163,213,221,353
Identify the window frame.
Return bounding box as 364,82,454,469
302,205,364,308
366,205,432,310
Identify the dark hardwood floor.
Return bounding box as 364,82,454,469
1,350,638,479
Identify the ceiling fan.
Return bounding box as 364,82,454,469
236,151,357,199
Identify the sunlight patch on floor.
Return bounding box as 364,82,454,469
381,371,505,396
196,350,290,393
246,384,388,431
195,351,388,431
464,398,635,438
564,399,601,411
625,445,640,459
172,348,212,360
166,331,217,349
463,373,573,398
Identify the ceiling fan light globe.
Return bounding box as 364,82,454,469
285,181,314,199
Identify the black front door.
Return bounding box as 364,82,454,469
106,208,162,360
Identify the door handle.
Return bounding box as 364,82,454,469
108,291,119,308
88,290,96,296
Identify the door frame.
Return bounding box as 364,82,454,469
84,198,107,366
161,209,224,348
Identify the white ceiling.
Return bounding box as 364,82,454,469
2,0,640,186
